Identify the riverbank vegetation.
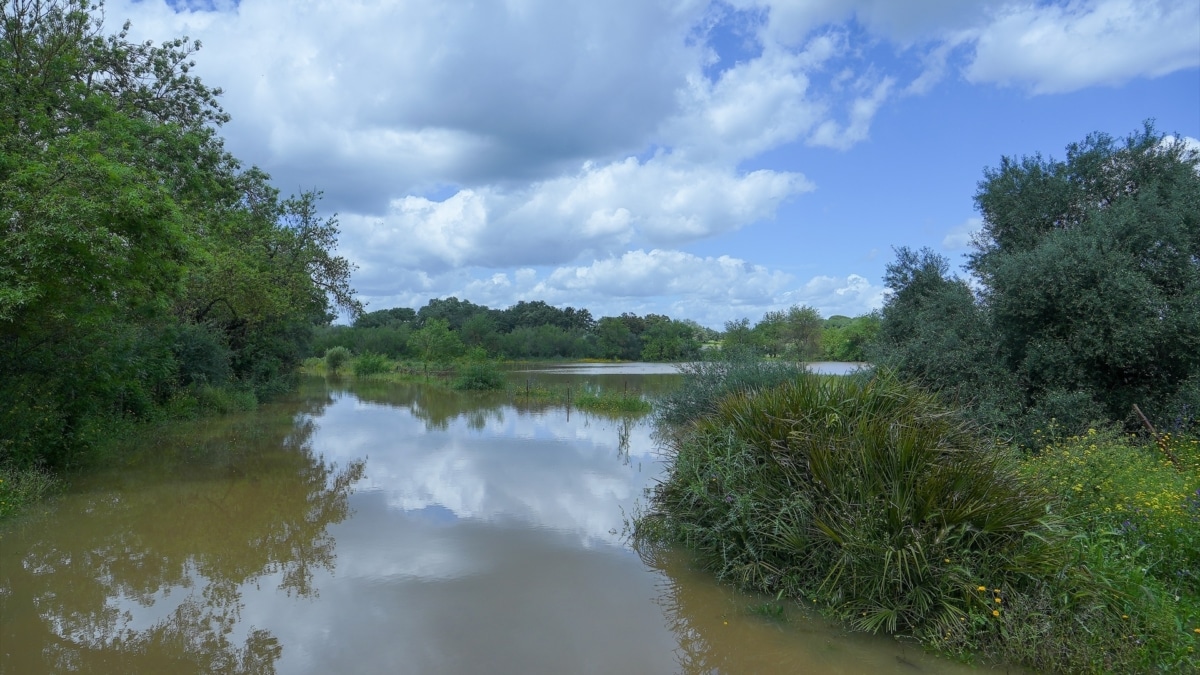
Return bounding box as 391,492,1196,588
641,126,1200,673
315,296,879,365
0,1,360,501
302,354,654,416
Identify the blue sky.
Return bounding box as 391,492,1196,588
116,0,1199,327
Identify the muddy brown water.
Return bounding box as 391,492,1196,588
0,366,1008,674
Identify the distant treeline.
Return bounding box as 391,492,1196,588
312,296,879,362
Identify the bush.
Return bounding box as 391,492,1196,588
654,348,810,427
640,369,1198,671
452,362,506,390
0,464,61,520
1021,429,1200,597
324,346,352,373
648,372,1059,632
351,352,392,377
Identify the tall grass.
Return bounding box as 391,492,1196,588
640,369,1196,672
0,464,60,520
654,349,810,427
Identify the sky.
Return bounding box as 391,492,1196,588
110,0,1199,327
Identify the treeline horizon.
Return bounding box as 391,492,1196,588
312,297,880,363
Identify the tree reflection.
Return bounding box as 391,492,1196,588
0,390,363,674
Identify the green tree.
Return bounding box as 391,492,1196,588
410,319,462,366
640,315,700,361
876,124,1200,435
968,124,1200,428
596,316,639,360
0,0,360,468
721,317,759,355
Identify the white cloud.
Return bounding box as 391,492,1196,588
942,217,983,251
94,1,1195,327
341,155,812,275
966,0,1200,94
353,250,886,327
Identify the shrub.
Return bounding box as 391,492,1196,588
1021,429,1200,597
452,362,506,390
642,368,1198,672
324,346,352,373
649,372,1060,630
654,348,810,427
0,464,61,520
351,352,392,377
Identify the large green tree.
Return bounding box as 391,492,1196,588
876,125,1200,435
0,0,359,467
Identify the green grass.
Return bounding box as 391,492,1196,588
639,366,1200,673
0,464,61,520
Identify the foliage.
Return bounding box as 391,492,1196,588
0,464,61,519
643,367,1197,672
875,124,1200,437
654,349,810,427
452,361,506,391
821,313,879,362
0,0,359,471
409,318,463,364
354,306,416,328
350,352,393,377
754,305,823,359
1021,429,1200,597
323,346,352,374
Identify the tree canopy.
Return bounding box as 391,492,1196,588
874,124,1200,437
1,0,359,468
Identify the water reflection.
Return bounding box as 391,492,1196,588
0,394,363,674
2,373,1004,675
306,378,658,547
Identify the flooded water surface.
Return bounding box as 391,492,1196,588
1,367,1000,674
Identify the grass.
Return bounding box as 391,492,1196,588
638,365,1200,673
0,464,61,520
511,383,652,415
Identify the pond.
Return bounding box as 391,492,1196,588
0,365,1003,674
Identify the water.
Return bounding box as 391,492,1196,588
0,366,1001,674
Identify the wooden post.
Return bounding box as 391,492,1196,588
1132,404,1183,472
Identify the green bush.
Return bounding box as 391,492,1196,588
654,348,810,427
452,362,506,390
648,372,1059,631
324,346,352,373
351,352,392,377
1021,429,1200,597
641,369,1197,671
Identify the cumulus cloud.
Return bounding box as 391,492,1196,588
341,155,812,274
966,0,1200,93
97,0,1195,326
353,250,886,327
